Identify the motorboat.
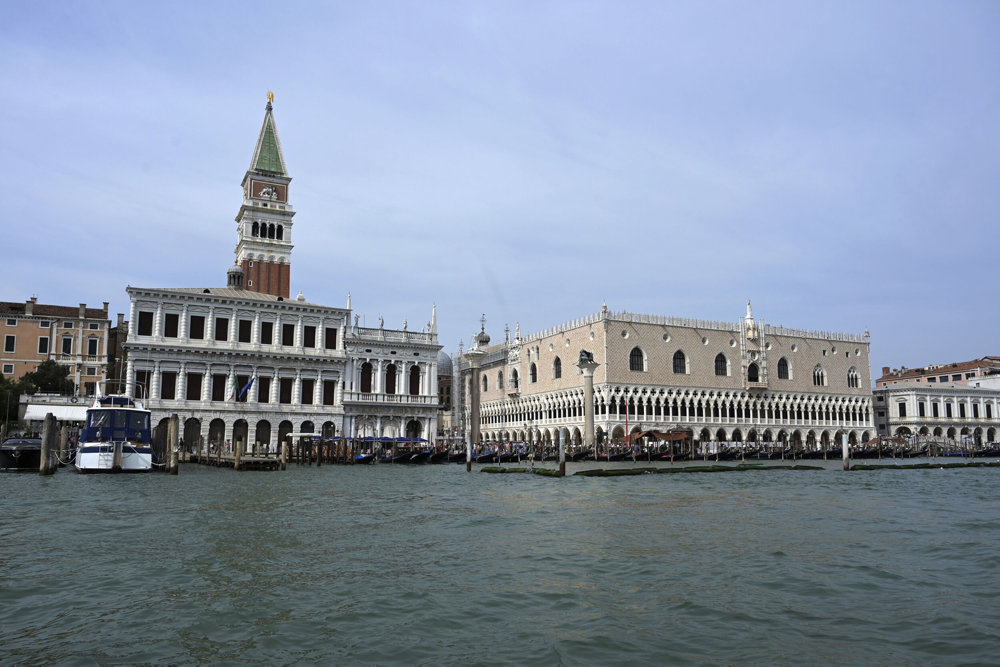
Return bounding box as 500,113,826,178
74,395,154,473
0,437,56,472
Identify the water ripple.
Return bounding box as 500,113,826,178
2,462,1000,663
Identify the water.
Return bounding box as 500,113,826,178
2,460,999,664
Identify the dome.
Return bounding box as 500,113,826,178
437,350,453,376
226,261,244,289
475,327,491,348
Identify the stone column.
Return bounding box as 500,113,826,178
466,348,484,471
153,303,163,341
177,362,187,402
577,352,600,450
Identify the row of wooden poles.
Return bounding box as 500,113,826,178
188,436,371,470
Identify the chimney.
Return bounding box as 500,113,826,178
25,297,36,316
79,303,86,319
117,313,125,327
102,302,109,315
881,366,890,376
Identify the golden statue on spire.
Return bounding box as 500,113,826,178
267,91,274,103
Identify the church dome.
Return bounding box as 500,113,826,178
437,350,453,376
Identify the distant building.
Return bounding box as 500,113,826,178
436,350,454,440
124,98,441,452
875,356,1000,387
0,297,111,397
459,303,874,451
873,381,1000,445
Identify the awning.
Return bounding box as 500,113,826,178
630,429,692,442
24,404,89,422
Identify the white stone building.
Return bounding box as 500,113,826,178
873,381,1000,446
460,303,874,451
124,98,440,452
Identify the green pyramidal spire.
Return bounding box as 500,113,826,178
250,96,287,175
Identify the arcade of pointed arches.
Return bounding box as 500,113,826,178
475,385,872,447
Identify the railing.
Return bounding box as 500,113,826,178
348,327,437,344
341,391,438,406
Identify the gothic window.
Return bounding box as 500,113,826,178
847,367,859,389
714,353,727,376
813,365,826,386
629,347,645,372
498,371,504,390
553,357,562,379
482,374,488,392
673,350,687,374
511,369,519,389
777,357,789,380
530,363,537,383
747,362,760,383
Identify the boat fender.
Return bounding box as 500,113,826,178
70,397,79,403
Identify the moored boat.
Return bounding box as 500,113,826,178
0,437,56,472
74,395,154,473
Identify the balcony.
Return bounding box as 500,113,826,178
342,391,437,407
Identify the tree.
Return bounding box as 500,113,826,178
20,360,76,394
0,372,32,429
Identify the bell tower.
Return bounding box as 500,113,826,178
235,92,294,298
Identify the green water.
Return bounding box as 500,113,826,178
2,461,999,664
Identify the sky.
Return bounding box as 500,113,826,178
3,0,998,381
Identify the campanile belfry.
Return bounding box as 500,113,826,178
235,92,294,298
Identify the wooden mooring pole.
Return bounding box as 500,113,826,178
558,429,566,477
39,413,56,475
167,413,179,474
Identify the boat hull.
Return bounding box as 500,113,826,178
75,444,154,473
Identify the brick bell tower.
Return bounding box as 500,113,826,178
235,92,294,298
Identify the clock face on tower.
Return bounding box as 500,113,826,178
249,179,287,203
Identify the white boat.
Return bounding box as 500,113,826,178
74,395,154,473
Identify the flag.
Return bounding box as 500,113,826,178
238,373,256,400
227,375,239,401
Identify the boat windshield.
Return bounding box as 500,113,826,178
83,409,151,444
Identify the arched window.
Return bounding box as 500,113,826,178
777,357,789,380
482,374,488,392
498,371,504,390
252,221,259,237
268,224,276,239
530,363,537,383
673,350,687,374
714,353,727,376
629,347,645,372
276,225,284,240
511,369,519,389
847,367,859,389
553,356,562,379
360,362,373,393
408,366,420,395
385,364,397,394
747,362,760,383
813,365,826,386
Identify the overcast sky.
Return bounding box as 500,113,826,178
3,1,998,380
